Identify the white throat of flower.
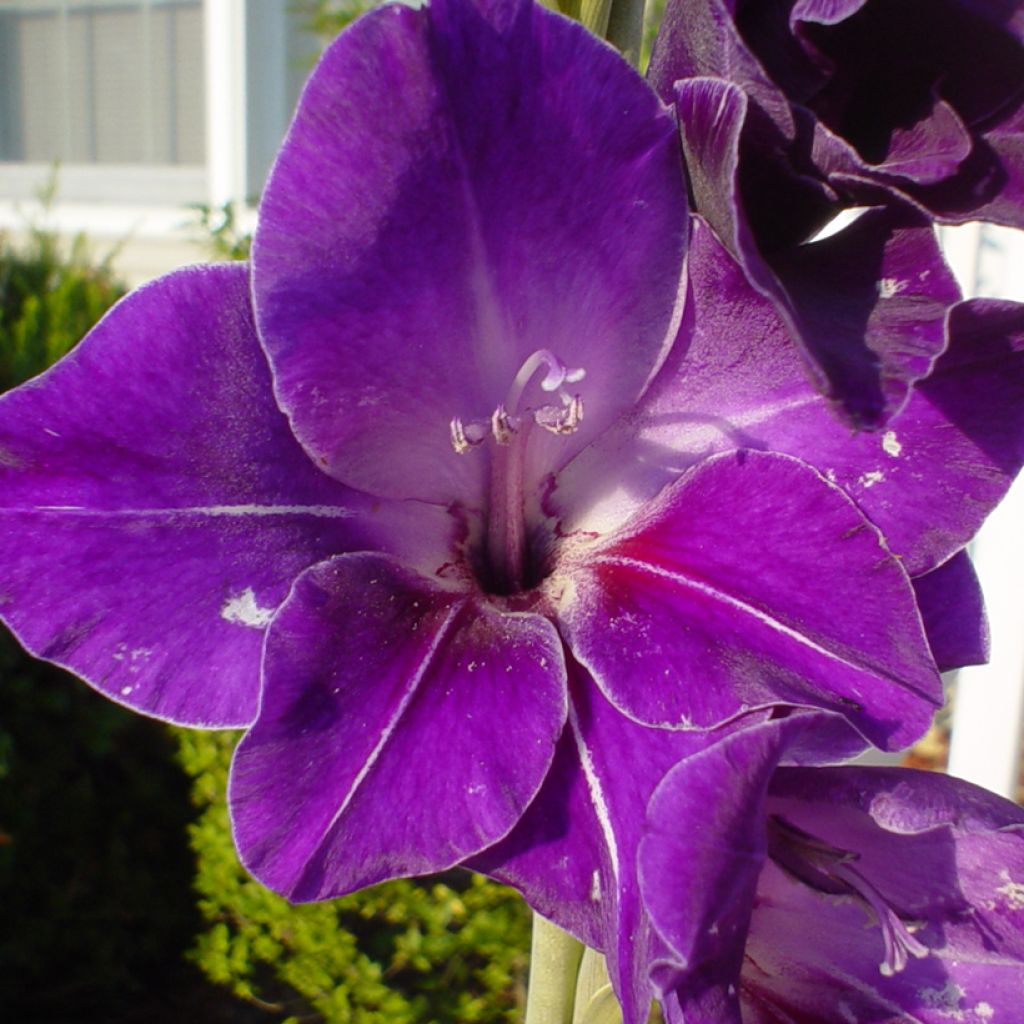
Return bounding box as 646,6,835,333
448,349,586,593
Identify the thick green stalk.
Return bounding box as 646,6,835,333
525,913,586,1024
606,0,646,66
572,947,621,1024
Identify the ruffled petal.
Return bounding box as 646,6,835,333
555,449,940,749
253,0,687,507
0,264,368,727
230,552,566,900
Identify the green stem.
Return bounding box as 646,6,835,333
606,0,646,67
571,947,618,1024
524,912,586,1024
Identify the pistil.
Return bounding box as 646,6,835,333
767,815,930,976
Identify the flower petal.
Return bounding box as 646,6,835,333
556,449,941,749
672,77,960,427
913,550,989,673
230,552,566,900
555,225,1024,582
643,732,1024,1024
639,716,830,1024
253,0,687,507
0,264,366,727
472,668,714,1024
743,766,1024,1023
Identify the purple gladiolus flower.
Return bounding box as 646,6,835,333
646,0,1023,426
0,0,1023,1017
641,716,1024,1024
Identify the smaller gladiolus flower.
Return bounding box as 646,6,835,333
646,0,1022,425
641,718,1024,1024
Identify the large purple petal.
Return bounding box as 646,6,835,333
672,77,959,427
230,552,566,900
0,264,379,727
555,449,940,749
640,715,839,1024
253,0,687,507
554,224,1024,584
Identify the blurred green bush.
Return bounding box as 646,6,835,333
178,731,529,1023
0,226,125,393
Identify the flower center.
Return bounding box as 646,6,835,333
450,349,585,594
767,815,930,977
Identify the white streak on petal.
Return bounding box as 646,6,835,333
568,703,620,884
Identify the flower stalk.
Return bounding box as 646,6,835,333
525,912,585,1024
606,0,645,67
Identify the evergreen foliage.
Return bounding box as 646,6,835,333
178,730,531,1023
0,223,124,393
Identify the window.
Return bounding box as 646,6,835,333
0,0,205,165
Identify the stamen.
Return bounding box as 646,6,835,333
448,348,587,593
535,395,584,435
767,815,930,977
491,405,518,446
449,349,587,453
450,417,488,455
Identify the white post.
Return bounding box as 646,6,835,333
204,0,249,208
947,480,1024,798
943,223,1024,799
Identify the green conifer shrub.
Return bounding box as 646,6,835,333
177,730,531,1023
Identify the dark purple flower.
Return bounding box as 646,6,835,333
646,0,1022,425
651,0,1024,230
0,2,1021,1017
641,717,1024,1024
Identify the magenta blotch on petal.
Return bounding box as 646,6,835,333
556,449,941,749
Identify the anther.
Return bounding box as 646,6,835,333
450,417,487,455
491,406,518,445
449,349,587,454
535,395,584,435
